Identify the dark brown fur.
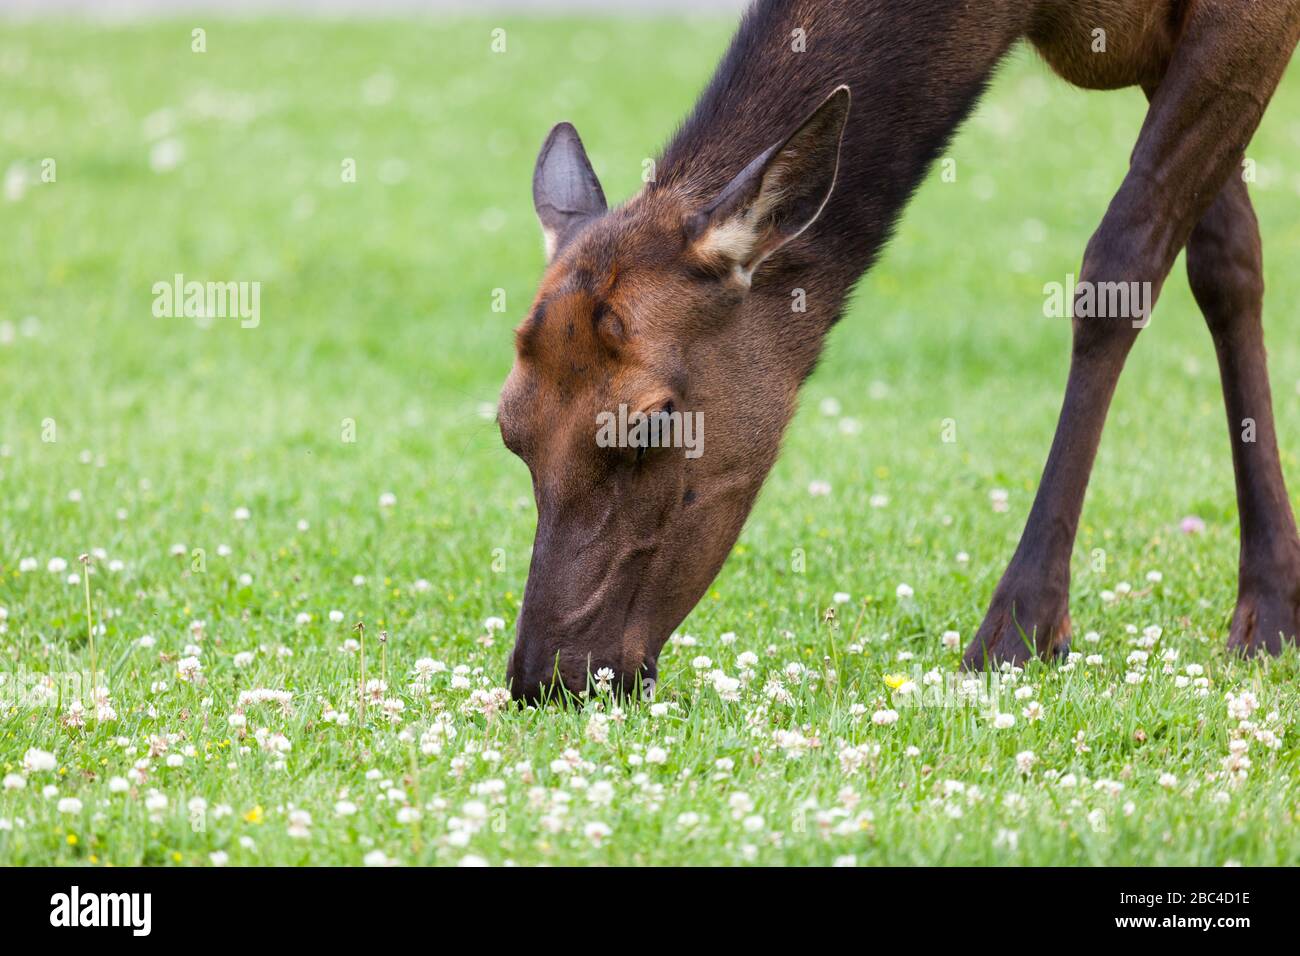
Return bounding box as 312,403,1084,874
500,0,1300,701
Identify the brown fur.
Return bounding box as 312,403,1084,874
500,0,1300,701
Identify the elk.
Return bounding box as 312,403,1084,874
498,0,1300,702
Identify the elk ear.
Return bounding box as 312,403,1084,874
688,85,850,285
533,122,607,262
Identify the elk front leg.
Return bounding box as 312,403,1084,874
963,0,1300,669
1188,178,1300,655
962,228,1144,669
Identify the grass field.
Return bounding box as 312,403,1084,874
3,17,1300,866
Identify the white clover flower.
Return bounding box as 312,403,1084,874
772,728,810,758
176,656,202,682
287,809,312,838
1226,691,1258,721
585,712,610,744
728,792,754,817
23,748,56,773
710,670,741,701
587,780,615,806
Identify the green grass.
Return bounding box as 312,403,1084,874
3,17,1300,866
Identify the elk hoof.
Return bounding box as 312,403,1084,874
1227,586,1300,657
963,586,1071,670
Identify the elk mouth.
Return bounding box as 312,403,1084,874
506,645,659,705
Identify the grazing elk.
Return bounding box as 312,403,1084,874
499,0,1300,701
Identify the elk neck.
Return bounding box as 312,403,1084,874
654,0,1024,337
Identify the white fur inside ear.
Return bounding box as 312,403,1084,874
693,217,757,264
541,227,559,262
692,167,789,274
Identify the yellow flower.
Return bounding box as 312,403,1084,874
171,852,182,863
243,805,264,824
883,673,909,690
66,833,79,846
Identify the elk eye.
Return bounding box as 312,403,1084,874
633,400,677,465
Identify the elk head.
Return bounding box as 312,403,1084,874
500,86,850,702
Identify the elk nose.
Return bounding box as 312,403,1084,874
506,644,564,704
505,648,535,703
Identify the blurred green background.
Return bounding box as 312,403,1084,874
3,16,1300,666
